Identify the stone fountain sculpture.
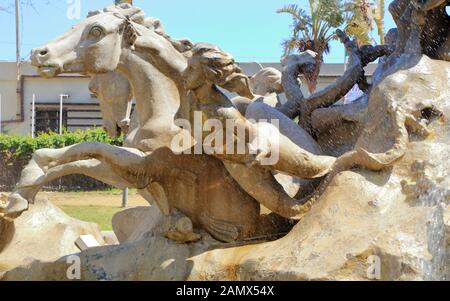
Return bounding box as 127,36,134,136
1,1,449,280
3,4,345,225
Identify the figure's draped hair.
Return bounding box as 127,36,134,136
191,43,253,97
87,3,192,54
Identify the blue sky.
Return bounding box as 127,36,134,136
0,0,397,63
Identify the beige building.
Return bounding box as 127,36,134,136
0,61,377,136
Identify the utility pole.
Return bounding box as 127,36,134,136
15,0,21,119
31,94,35,138
59,94,69,134
122,187,129,208
0,94,2,134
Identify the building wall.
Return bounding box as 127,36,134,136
0,61,377,136
0,62,95,135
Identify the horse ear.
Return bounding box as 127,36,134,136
87,10,102,18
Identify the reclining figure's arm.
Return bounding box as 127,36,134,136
279,30,391,133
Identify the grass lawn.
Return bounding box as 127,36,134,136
1,191,149,231
60,205,123,231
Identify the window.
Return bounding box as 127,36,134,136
35,109,67,134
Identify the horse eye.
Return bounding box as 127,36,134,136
90,26,104,38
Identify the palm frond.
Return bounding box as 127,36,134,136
277,4,312,27
281,38,299,56
345,22,371,45
341,0,379,44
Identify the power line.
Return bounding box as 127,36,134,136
0,41,40,46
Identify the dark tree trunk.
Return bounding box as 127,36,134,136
306,59,322,93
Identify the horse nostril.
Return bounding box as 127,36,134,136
40,50,48,56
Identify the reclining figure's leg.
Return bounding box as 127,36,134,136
5,159,136,217
5,142,150,217
223,162,318,220
33,142,146,171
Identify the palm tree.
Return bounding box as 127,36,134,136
278,1,346,93
344,0,385,45
115,0,133,4
344,0,373,45
373,0,385,44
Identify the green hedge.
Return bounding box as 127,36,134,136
0,128,123,159
0,128,124,191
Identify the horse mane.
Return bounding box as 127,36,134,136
87,4,192,55
87,3,145,24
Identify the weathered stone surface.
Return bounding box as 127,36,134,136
101,231,120,246
1,233,202,281
0,199,105,272
249,67,283,96
311,96,368,156
0,193,7,210
444,205,450,248
3,132,448,280
112,206,163,243
5,51,449,280
89,72,133,138
188,136,449,281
